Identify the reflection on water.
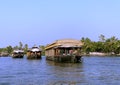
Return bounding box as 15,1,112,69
46,61,85,85
0,56,120,85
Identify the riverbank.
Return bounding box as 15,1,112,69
83,52,120,56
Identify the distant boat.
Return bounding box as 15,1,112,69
12,49,24,58
45,39,83,63
1,52,9,57
27,46,42,59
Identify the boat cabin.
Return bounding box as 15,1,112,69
12,49,24,58
27,46,42,59
45,39,83,63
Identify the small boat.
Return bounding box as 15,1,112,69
27,46,42,59
1,52,9,57
12,49,24,58
45,39,83,63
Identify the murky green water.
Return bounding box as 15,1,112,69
0,56,120,85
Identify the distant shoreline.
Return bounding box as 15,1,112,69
82,52,120,56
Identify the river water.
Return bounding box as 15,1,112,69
0,56,120,85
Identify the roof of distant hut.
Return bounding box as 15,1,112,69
45,39,83,50
13,49,24,53
28,46,42,52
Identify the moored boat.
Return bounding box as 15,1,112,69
1,52,9,57
12,49,24,58
27,46,42,59
45,39,83,63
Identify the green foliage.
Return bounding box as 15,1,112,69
19,41,23,49
81,35,120,55
0,46,13,54
81,37,92,54
6,46,13,54
24,44,28,54
1,36,120,56
39,45,45,56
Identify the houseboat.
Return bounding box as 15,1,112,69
27,46,42,59
45,39,83,63
1,52,9,57
12,49,24,58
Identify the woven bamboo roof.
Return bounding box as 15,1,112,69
45,39,83,50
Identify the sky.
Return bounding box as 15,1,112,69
0,0,120,47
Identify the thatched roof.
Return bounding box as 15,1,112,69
45,39,83,50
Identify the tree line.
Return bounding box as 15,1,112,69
1,35,120,56
81,34,120,55
0,42,45,56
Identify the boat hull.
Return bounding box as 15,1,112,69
12,49,24,58
27,46,42,59
12,54,24,58
27,54,41,59
46,55,82,63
